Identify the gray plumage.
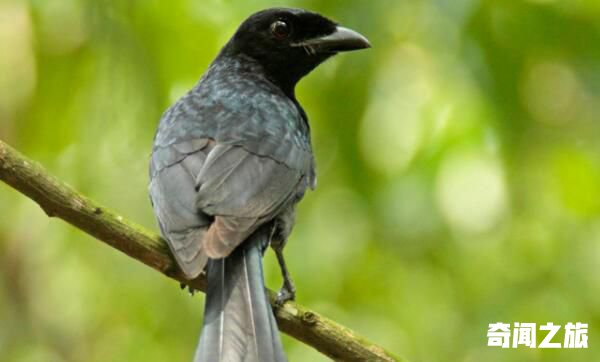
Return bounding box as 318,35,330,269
150,52,309,362
149,55,314,278
148,7,369,362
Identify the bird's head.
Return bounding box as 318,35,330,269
221,8,370,95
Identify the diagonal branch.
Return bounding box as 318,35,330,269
0,139,404,362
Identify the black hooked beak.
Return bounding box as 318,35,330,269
293,26,371,54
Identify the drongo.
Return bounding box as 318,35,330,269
149,7,369,362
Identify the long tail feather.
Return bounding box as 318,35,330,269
194,228,286,362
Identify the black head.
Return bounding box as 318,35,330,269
221,8,370,96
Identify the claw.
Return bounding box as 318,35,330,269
180,283,197,296
275,285,296,306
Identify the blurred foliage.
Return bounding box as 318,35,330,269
1,0,600,361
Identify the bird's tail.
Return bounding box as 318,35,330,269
194,227,287,362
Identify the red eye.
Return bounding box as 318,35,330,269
270,20,290,39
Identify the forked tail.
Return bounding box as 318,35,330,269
194,228,287,362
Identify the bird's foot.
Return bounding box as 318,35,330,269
180,282,197,296
272,244,296,306
275,281,296,306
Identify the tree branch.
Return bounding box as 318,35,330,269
0,139,404,362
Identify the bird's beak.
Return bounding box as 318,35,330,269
294,26,371,54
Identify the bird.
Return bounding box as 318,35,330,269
149,7,369,362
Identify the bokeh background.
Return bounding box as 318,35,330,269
1,0,599,361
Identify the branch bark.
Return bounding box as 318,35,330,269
0,139,405,362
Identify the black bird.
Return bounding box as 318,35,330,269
149,7,369,362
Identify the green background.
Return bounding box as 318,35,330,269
1,0,599,361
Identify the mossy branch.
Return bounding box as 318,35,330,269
0,139,405,362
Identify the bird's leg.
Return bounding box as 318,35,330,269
270,208,297,305
272,243,296,305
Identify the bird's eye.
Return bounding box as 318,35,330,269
270,20,290,39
